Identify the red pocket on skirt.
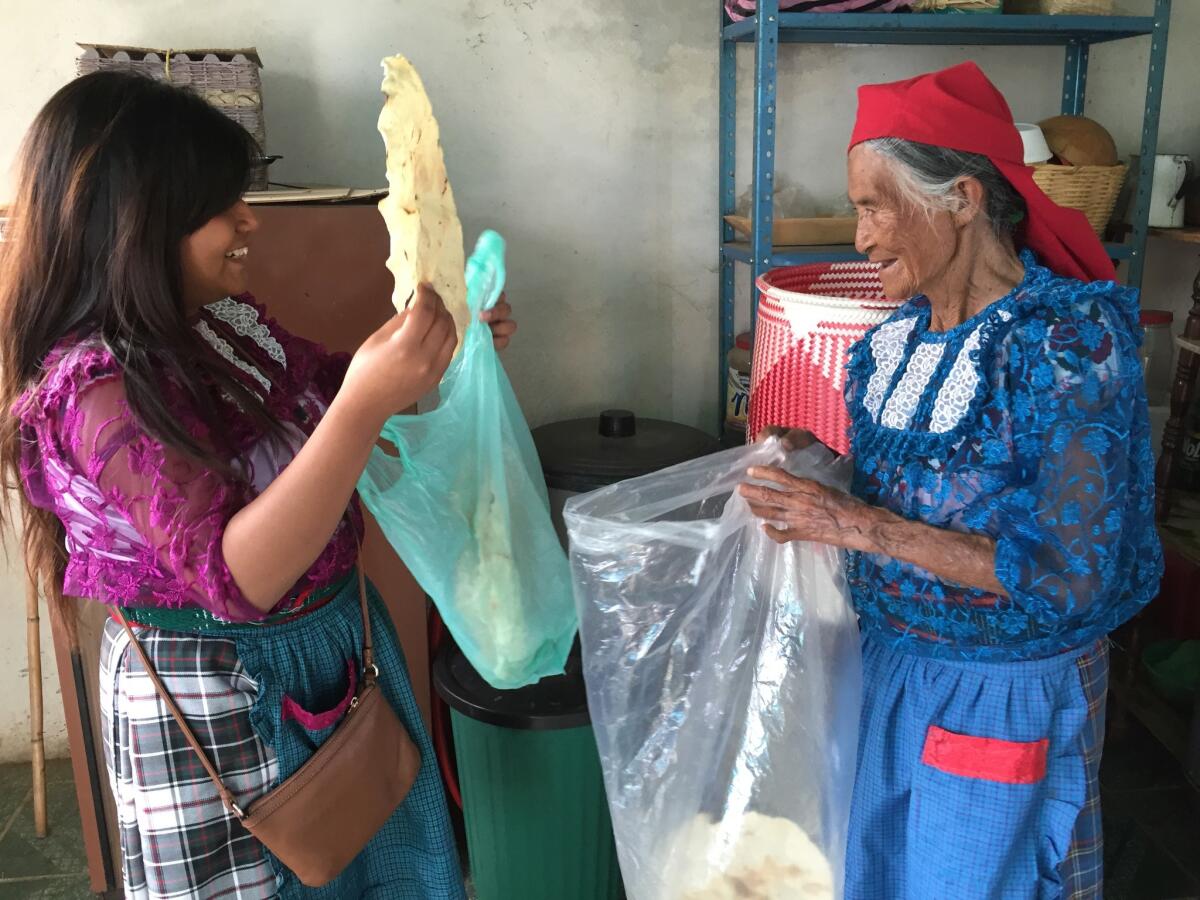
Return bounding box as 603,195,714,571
921,725,1048,785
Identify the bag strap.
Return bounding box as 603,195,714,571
357,561,378,688
113,558,375,818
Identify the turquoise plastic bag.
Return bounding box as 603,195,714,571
357,230,576,689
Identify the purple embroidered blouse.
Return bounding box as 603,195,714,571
14,296,362,622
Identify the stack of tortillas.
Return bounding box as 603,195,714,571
377,55,470,350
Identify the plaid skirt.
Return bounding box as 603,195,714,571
845,636,1108,900
99,578,466,900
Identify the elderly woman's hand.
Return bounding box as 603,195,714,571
753,425,821,451
481,292,517,350
739,465,1008,594
737,465,872,548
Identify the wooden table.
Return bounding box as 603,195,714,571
1149,229,1200,521
1149,226,1200,245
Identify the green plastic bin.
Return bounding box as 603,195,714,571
434,645,623,900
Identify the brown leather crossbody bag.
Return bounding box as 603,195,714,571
114,565,421,888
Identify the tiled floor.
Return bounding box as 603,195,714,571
1101,715,1200,900
0,759,92,899
1,714,1197,899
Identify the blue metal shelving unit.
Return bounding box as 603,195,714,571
717,0,1172,427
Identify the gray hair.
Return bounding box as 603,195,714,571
864,138,1027,242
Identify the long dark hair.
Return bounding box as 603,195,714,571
0,71,279,619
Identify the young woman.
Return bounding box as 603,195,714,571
1,71,515,899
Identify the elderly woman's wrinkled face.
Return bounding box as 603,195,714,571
848,145,958,300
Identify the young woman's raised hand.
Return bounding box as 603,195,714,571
342,283,458,425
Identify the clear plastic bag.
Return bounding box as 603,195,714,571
358,231,577,689
565,440,861,900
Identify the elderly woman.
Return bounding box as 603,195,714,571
740,62,1162,899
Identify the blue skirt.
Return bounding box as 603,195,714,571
228,577,467,899
845,635,1107,900
102,573,466,900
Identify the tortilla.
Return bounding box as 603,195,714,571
664,813,834,900
377,55,469,348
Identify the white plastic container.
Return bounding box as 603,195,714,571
1016,123,1053,165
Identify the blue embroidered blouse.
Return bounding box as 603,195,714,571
844,250,1163,661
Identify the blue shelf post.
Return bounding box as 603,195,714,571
1128,0,1172,292
718,0,738,433
750,0,781,333
1061,40,1088,115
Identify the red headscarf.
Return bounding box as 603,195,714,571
849,61,1116,284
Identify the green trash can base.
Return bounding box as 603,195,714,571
450,711,623,900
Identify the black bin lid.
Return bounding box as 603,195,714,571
532,409,721,492
432,640,591,731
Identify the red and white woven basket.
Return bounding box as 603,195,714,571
749,262,903,454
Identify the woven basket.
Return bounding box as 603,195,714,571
1031,162,1126,236
76,45,269,189
750,263,903,454
1007,0,1113,13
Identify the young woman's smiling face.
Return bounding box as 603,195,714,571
180,200,259,312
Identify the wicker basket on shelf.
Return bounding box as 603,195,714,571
1031,162,1126,237
76,44,269,189
1006,0,1113,14
912,0,1003,12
